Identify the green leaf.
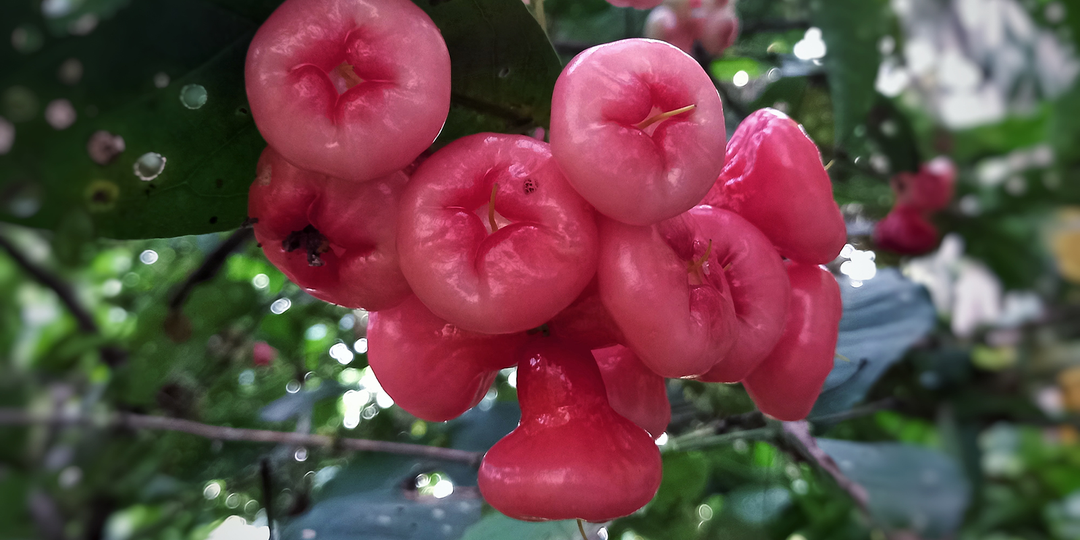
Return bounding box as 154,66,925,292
810,0,887,149
1050,82,1080,166
0,0,560,239
816,439,971,539
460,513,602,540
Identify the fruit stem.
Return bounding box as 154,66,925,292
577,519,588,540
488,183,500,233
635,104,696,131
687,239,713,278
335,62,364,90
282,225,330,267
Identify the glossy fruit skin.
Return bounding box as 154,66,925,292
873,204,940,255
249,147,411,310
367,296,526,422
478,339,662,522
397,133,599,335
550,38,727,226
742,263,841,421
245,0,451,182
598,213,738,378
704,108,846,264
547,278,627,350
690,206,791,383
593,345,670,438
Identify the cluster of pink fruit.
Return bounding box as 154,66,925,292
607,0,738,57
245,0,845,523
873,157,956,255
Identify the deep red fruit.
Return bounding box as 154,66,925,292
248,148,411,310
593,345,670,439
689,206,791,383
873,204,940,255
367,296,526,422
598,212,738,378
397,133,599,335
547,278,627,350
245,0,451,181
703,108,846,264
891,156,956,212
550,38,727,226
252,341,277,367
478,339,662,522
742,263,841,421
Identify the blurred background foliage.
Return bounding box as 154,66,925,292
2,0,1080,539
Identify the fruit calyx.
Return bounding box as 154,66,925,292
635,103,696,131
332,61,364,93
282,224,330,267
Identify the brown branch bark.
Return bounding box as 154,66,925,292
168,227,254,310
0,233,98,334
0,408,482,465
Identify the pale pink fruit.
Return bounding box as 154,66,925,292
690,206,790,383
704,108,846,264
397,133,599,335
249,147,411,311
367,296,526,422
593,345,670,438
597,213,738,378
606,0,664,8
742,262,841,421
699,2,739,56
550,38,727,226
245,0,451,182
643,5,697,54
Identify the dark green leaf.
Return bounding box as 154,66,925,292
0,0,560,238
816,439,971,539
810,0,887,149
460,513,602,540
811,269,936,419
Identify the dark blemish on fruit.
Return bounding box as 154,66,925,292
523,177,536,194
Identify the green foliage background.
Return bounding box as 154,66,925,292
3,0,1080,539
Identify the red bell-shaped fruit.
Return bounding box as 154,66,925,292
397,133,599,335
479,339,662,522
598,212,739,378
892,156,956,212
690,206,791,383
593,345,670,439
367,296,526,422
249,148,411,311
704,108,846,265
547,278,627,351
873,204,939,255
742,262,842,421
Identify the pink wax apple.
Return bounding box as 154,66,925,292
245,0,451,182
689,206,791,383
397,133,599,335
699,0,739,56
891,156,956,212
742,262,841,421
478,339,662,522
606,0,664,8
550,38,727,226
249,147,411,311
547,278,627,350
593,345,670,438
873,204,940,255
643,5,698,54
704,108,846,264
597,213,738,378
367,296,526,422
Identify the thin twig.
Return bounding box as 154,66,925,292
0,233,98,334
0,408,483,465
807,398,899,425
169,227,254,310
778,421,871,514
261,459,275,540
662,426,776,453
